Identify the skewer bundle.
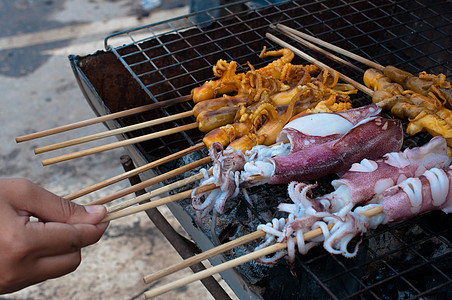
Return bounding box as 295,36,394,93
16,39,360,208
15,22,452,299
137,27,451,297
141,136,452,298
272,24,452,155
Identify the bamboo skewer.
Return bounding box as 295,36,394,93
143,228,267,284
15,94,192,143
266,32,374,97
269,25,364,74
41,122,199,166
34,110,194,154
86,156,212,206
65,143,205,200
107,168,213,213
143,206,383,298
144,225,333,298
275,24,384,71
141,235,307,299
102,189,193,222
102,183,219,222
142,206,385,285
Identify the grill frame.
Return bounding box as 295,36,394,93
71,0,452,298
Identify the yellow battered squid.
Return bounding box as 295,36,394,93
190,47,356,154
193,61,320,132
203,68,355,152
191,47,299,103
364,67,452,156
383,65,451,104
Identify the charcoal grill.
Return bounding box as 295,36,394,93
69,0,452,298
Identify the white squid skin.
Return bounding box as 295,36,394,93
277,104,381,154
322,212,369,258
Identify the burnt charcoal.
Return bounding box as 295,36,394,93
263,246,367,299
263,259,330,300
418,212,452,243
361,229,452,299
234,199,253,225
218,222,239,244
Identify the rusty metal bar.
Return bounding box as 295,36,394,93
120,154,232,300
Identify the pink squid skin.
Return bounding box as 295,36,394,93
280,128,341,154
281,104,381,154
333,103,381,123
382,167,452,222
268,117,404,184
324,136,451,210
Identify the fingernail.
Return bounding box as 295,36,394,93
84,205,105,214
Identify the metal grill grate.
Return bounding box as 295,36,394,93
84,0,452,298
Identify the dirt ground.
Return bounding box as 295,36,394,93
0,1,227,299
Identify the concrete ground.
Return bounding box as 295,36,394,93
0,1,230,299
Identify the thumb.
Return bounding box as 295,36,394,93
67,204,107,225
30,195,107,225
36,200,107,225
6,178,106,225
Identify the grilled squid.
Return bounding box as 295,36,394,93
257,163,452,262
256,46,295,79
274,137,450,260
243,116,402,185
255,136,451,263
193,95,248,118
192,105,400,220
322,165,452,257
192,60,243,102
321,136,451,213
227,89,299,152
383,65,451,100
197,106,240,132
201,68,355,150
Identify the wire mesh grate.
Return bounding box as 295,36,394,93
90,0,452,298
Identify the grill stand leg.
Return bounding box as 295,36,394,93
120,155,231,300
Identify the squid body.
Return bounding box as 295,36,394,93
323,164,452,258
241,104,403,185
257,137,452,262
193,104,403,217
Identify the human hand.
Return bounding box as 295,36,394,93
0,178,108,294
